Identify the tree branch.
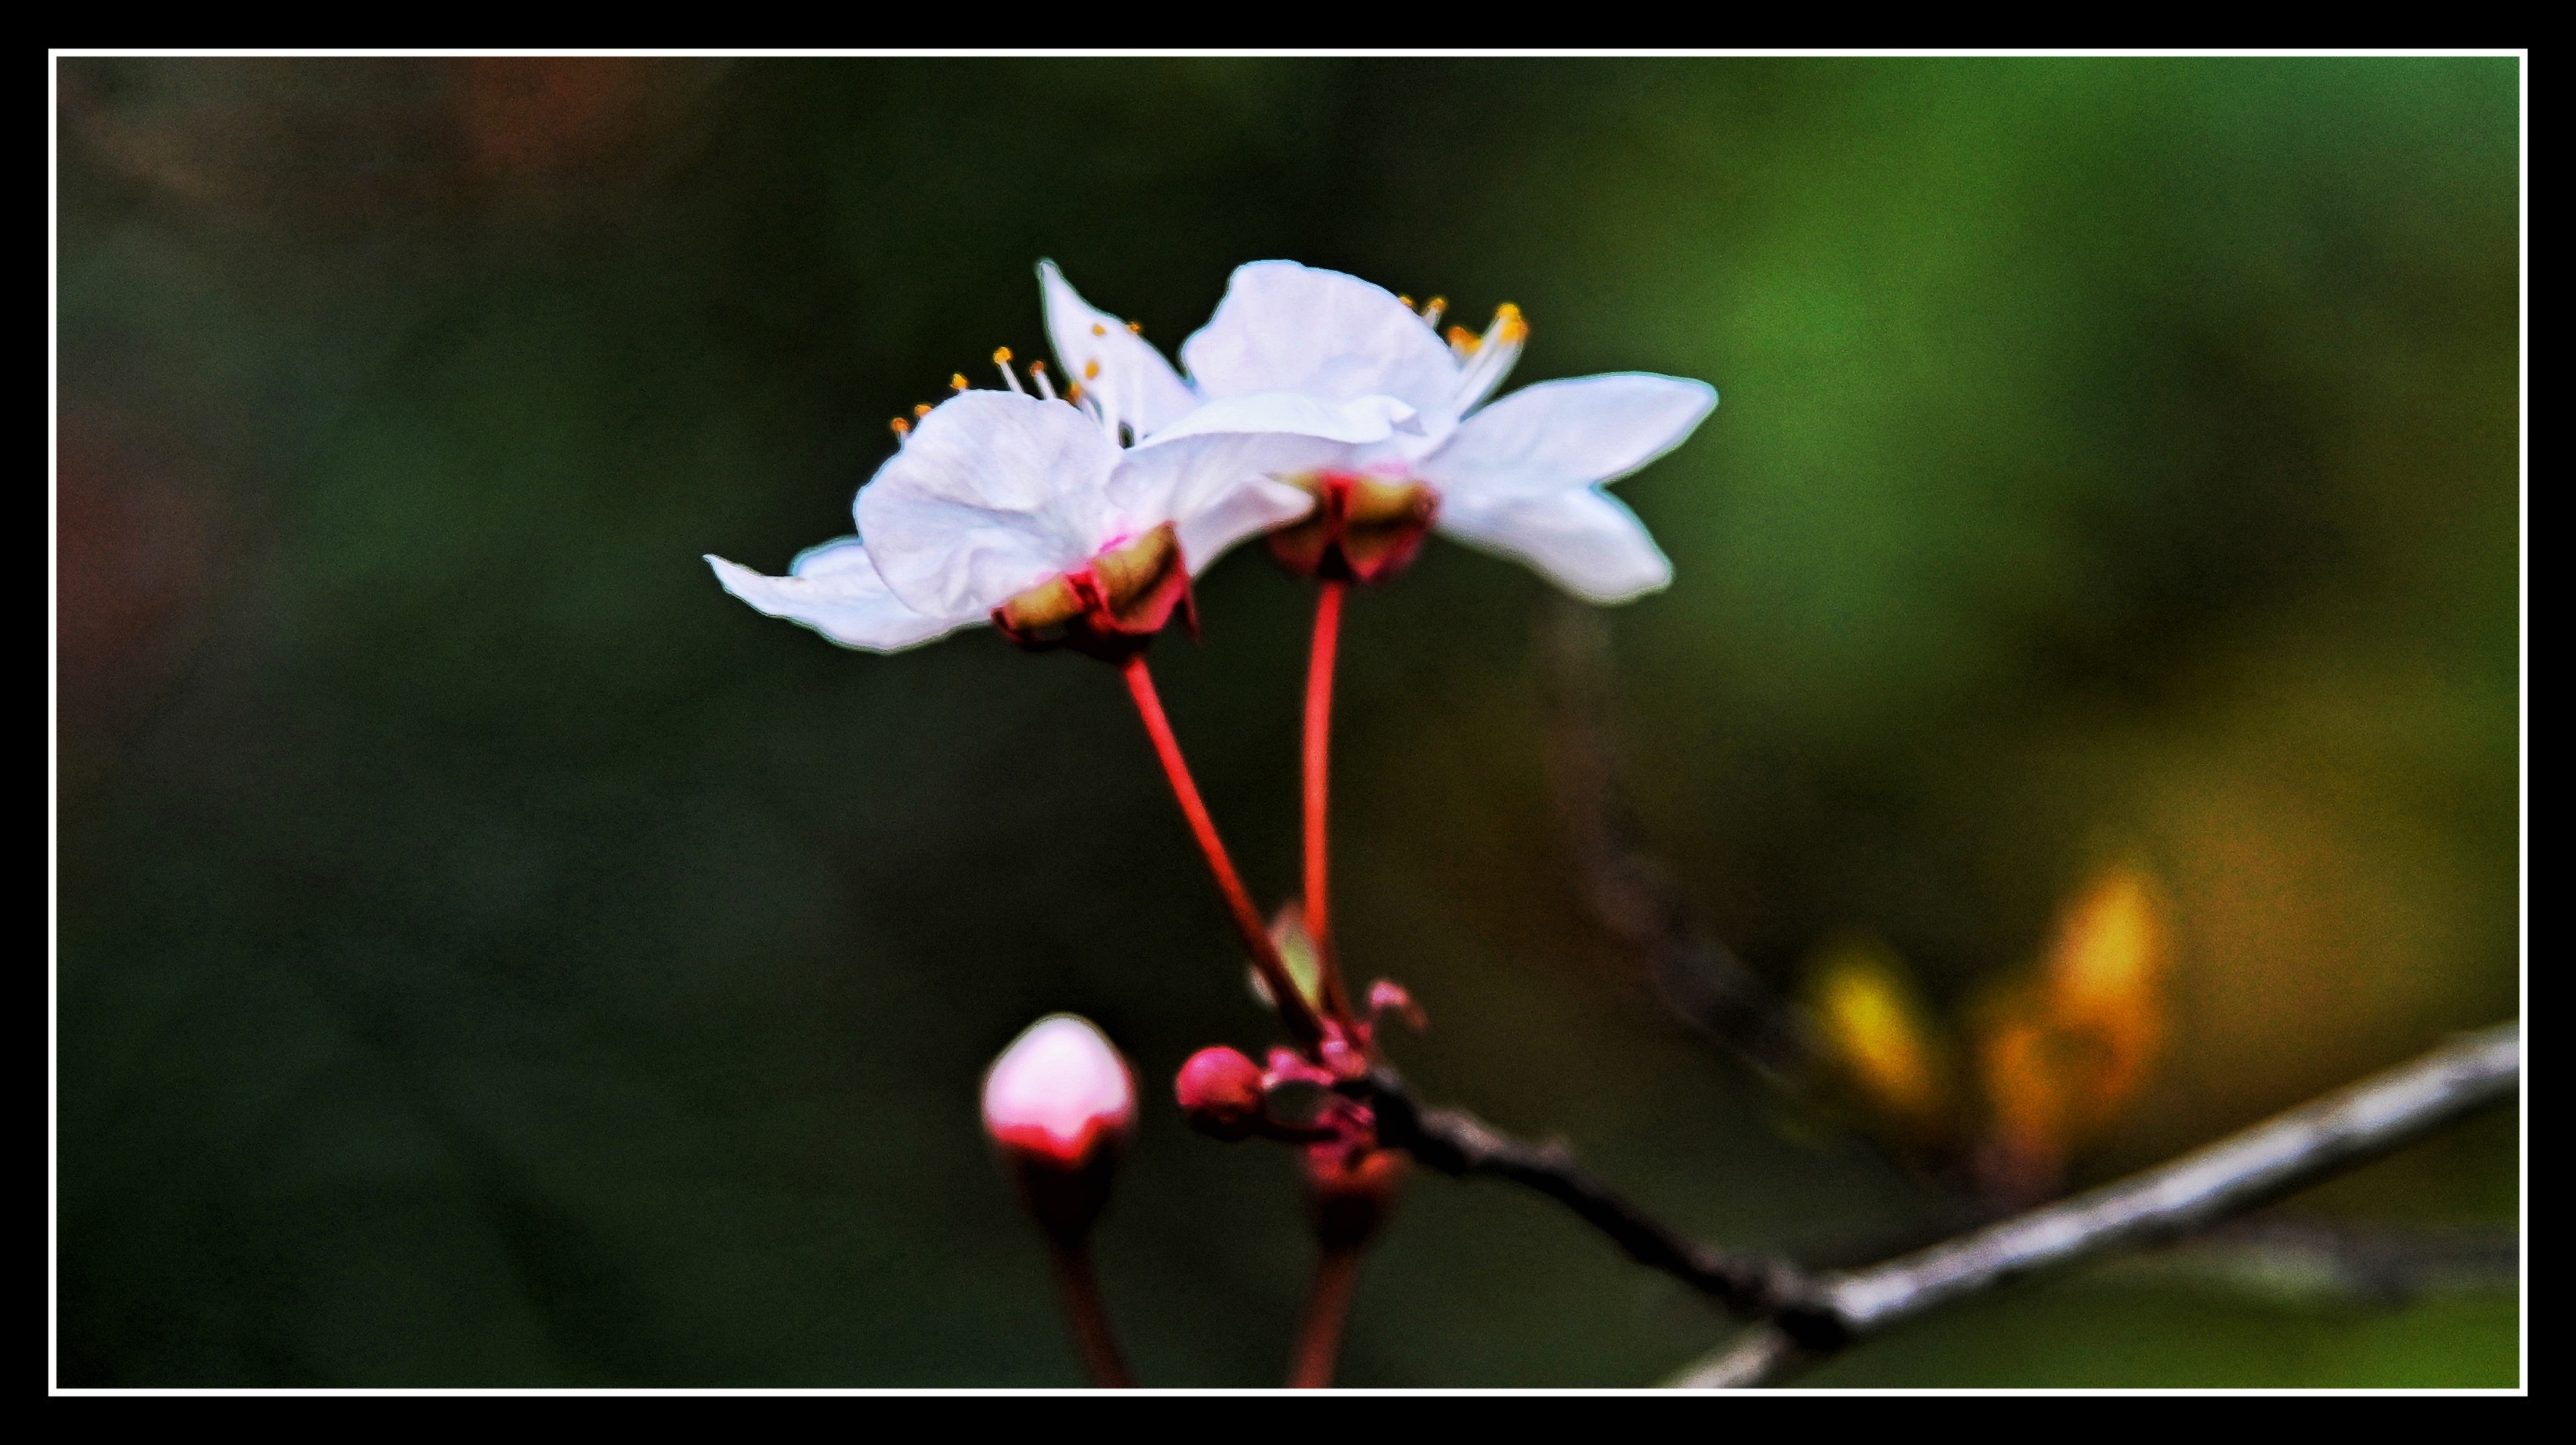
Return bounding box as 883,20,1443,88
1670,1021,2520,1386
1361,1067,1808,1315
1349,1024,2517,1385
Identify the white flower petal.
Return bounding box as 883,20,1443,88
1421,374,1717,500
706,540,975,652
1039,260,1202,440
1180,261,1461,420
1143,389,1417,448
1436,486,1674,604
1108,429,1347,573
854,390,1125,619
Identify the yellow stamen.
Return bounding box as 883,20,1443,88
1447,325,1480,355
1091,323,1107,336
913,403,932,418
993,347,1013,364
1396,294,1414,309
1083,359,1100,380
950,374,970,392
1492,302,1528,344
889,417,910,437
1125,320,1143,334
1422,296,1447,327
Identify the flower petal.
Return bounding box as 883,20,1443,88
1420,373,1717,500
706,539,974,652
854,389,1124,619
1436,486,1674,604
1143,389,1419,448
1109,428,1349,574
1039,260,1202,441
1180,261,1461,420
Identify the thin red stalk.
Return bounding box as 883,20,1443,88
1046,1242,1136,1388
1302,580,1354,1024
1285,1245,1364,1389
1120,654,1324,1052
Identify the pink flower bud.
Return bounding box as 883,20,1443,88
983,1014,1137,1245
1174,1045,1265,1141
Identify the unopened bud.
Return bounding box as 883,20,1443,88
1302,1144,1408,1250
1175,1046,1265,1141
983,1014,1137,1246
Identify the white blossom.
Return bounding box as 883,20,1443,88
1044,259,1717,604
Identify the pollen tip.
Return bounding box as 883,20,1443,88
950,373,970,391
992,346,1013,363
1125,320,1143,334
1064,381,1086,403
1083,359,1100,380
1447,324,1480,355
889,417,910,436
913,403,933,417
1396,294,1414,309
1029,359,1047,373
1090,322,1107,336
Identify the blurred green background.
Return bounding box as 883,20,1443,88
55,56,2520,1387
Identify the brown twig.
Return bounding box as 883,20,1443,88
1360,1067,1809,1316
1670,1021,2521,1386
1537,598,1818,1086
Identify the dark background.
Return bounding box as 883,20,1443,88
56,56,2520,1386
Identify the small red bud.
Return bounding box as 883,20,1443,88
983,1014,1137,1246
1175,1046,1266,1141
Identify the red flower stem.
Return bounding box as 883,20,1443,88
1119,653,1325,1053
1302,580,1356,1024
1285,1244,1364,1389
1046,1241,1136,1388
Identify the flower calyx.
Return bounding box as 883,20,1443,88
1301,1136,1408,1251
1266,471,1440,586
992,522,1195,662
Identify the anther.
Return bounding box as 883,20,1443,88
914,403,933,418
1084,359,1101,381
1447,325,1480,356
1422,296,1447,327
1397,294,1414,309
951,373,970,392
1030,359,1059,402
994,347,1026,395
1091,323,1107,337
1125,320,1143,334
890,417,911,437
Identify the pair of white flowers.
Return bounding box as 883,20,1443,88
706,260,1718,652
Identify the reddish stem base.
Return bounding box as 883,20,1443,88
1048,1243,1135,1389
1286,1245,1364,1389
